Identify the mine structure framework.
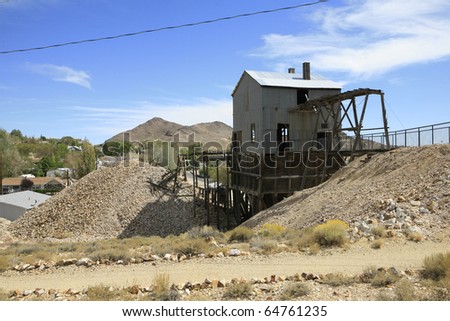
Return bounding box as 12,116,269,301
174,88,393,229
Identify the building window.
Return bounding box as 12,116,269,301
250,123,256,142
297,89,309,105
277,123,291,152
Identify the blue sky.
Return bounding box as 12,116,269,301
1,0,449,144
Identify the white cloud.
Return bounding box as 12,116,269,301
254,0,450,79
26,63,92,89
72,97,232,141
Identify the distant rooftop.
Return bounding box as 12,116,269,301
0,191,50,209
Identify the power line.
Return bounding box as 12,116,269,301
0,1,326,55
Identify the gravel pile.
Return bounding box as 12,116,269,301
243,144,450,239
9,163,206,240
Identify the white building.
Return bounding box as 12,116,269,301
0,191,50,221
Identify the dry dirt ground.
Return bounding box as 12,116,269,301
1,239,448,297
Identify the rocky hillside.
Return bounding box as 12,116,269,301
105,117,232,151
243,144,450,240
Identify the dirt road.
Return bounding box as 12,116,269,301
1,240,448,291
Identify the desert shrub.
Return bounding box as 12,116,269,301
321,273,358,287
371,239,384,249
0,256,10,272
223,282,253,300
371,269,400,287
227,226,254,243
172,238,210,255
14,244,43,256
0,289,9,301
426,276,450,301
89,246,132,263
58,242,78,253
312,220,349,247
394,279,418,301
87,285,123,301
187,225,224,240
258,223,286,238
280,282,311,300
360,266,400,287
153,273,170,294
149,236,177,257
371,225,386,238
22,250,54,264
284,227,315,250
309,243,321,255
152,273,179,301
407,231,424,242
422,252,450,281
250,237,281,254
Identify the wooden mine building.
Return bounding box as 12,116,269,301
230,63,390,223
173,63,391,229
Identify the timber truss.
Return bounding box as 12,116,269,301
289,88,391,157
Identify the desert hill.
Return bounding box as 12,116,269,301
105,117,232,151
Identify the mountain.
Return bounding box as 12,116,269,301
105,117,232,151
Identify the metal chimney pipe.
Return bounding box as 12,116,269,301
303,62,311,80
288,68,296,74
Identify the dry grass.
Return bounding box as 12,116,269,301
309,243,321,255
371,225,386,238
321,273,359,287
250,237,284,255
86,285,131,301
0,289,9,301
361,266,400,287
227,226,254,243
172,237,211,256
394,279,418,301
187,225,225,241
422,252,450,281
371,269,400,287
152,273,179,301
407,231,424,242
371,239,384,249
280,282,311,300
258,223,286,239
311,220,349,247
223,282,253,300
0,256,10,273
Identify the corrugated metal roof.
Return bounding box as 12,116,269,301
0,191,50,209
246,70,342,89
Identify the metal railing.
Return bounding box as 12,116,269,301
361,121,450,149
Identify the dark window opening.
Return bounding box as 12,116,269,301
250,124,256,142
297,89,309,105
277,123,291,152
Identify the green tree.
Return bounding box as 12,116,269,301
10,129,23,140
76,141,96,178
0,129,28,177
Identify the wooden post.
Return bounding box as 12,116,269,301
192,154,196,216
380,93,391,149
